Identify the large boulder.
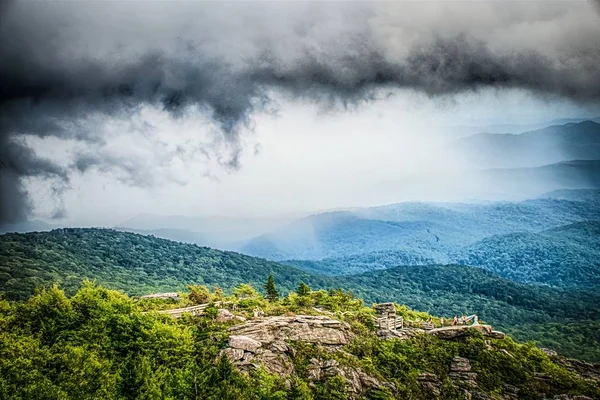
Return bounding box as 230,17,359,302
221,315,353,376
428,325,503,340
449,357,478,389
227,315,353,346
307,358,393,396
228,335,262,352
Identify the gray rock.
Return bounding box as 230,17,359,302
221,348,244,361
216,308,235,322
540,348,558,357
228,335,262,352
418,372,441,397
428,324,501,339
307,359,390,396
451,357,472,372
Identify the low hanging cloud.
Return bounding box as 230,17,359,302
1,1,600,224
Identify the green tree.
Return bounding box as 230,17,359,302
297,282,311,297
188,285,212,305
265,275,279,302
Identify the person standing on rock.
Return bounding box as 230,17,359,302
440,317,445,327
453,315,458,326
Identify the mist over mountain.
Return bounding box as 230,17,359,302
452,120,600,168
240,195,600,261
443,116,600,139
117,213,302,246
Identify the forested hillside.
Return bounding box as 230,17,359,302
3,283,599,399
0,228,328,301
287,221,600,290
1,228,599,361
241,197,600,263
341,266,600,361
457,221,600,288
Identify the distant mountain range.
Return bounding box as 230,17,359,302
476,160,600,196
116,213,304,248
244,190,600,289
442,116,600,139
2,228,600,360
452,120,600,168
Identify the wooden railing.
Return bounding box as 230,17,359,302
375,317,437,331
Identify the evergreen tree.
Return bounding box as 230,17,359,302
297,282,311,297
265,275,279,302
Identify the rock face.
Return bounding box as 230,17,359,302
428,325,505,340
450,357,478,389
555,357,600,383
227,315,353,346
221,315,353,376
418,372,441,397
307,358,393,396
377,327,424,340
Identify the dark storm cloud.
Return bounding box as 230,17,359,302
1,1,599,224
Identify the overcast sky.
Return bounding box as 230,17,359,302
2,0,600,226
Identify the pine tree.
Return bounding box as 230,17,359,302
265,275,279,302
297,282,311,297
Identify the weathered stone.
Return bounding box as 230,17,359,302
228,335,262,352
502,384,519,400
228,315,353,346
307,359,390,397
377,328,423,340
500,349,514,358
555,357,600,382
450,357,477,389
255,349,294,375
221,348,244,361
418,372,441,397
540,347,558,357
269,340,289,353
216,308,235,322
489,331,506,339
451,357,472,372
322,359,340,369
375,303,396,314
428,324,502,340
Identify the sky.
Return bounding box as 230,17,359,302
2,0,600,227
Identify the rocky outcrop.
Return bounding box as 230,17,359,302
428,325,505,340
540,347,558,357
227,315,353,346
221,315,353,376
450,357,477,389
502,384,520,400
377,327,424,340
307,358,393,396
555,357,600,383
418,372,441,397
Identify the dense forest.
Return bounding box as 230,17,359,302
285,221,600,290
457,221,600,288
1,228,599,361
240,195,600,294
1,282,599,400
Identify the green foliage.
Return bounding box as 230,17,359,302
265,275,279,302
2,228,600,361
188,284,213,305
0,228,329,301
1,283,599,400
297,282,311,297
